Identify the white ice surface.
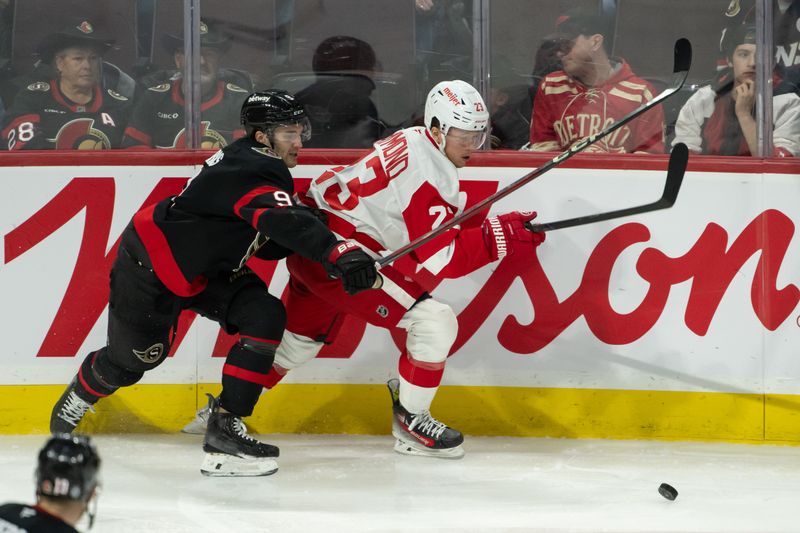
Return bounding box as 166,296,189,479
1,434,799,532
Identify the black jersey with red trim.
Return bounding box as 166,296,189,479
131,136,338,296
0,503,79,533
121,78,248,149
1,81,131,150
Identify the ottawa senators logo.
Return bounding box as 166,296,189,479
725,0,741,17
53,118,111,150
169,121,234,149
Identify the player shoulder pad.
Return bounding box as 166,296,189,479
26,81,50,92
226,83,249,93
147,84,171,93
106,89,129,101
251,146,281,159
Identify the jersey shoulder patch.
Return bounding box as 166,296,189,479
107,89,129,101
26,81,50,92
226,83,248,93
147,84,171,93
251,146,281,159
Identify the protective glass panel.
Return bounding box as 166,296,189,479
0,0,140,150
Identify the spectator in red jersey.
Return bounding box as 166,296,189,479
527,7,665,154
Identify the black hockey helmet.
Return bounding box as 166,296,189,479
240,90,311,141
36,433,100,501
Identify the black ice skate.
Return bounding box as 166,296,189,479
200,394,279,477
387,378,464,459
50,377,96,434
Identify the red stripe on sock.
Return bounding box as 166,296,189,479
263,365,287,389
398,351,444,388
77,367,109,398
223,363,271,387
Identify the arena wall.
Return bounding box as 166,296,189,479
1,150,799,443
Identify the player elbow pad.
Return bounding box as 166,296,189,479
257,206,338,263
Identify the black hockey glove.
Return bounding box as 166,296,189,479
324,241,379,295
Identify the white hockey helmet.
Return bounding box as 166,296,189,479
424,80,489,151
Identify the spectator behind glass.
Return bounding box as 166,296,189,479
489,60,533,150
0,434,101,533
295,35,385,148
121,20,248,149
528,7,664,154
672,24,800,157
491,38,565,150
1,20,132,150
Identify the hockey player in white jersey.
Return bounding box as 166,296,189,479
184,80,546,458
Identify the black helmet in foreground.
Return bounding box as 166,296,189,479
240,90,311,141
36,433,100,501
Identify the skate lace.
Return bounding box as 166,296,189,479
59,392,94,425
408,411,447,439
232,418,257,443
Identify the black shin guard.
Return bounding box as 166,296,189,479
73,350,120,403
219,339,277,417
79,347,145,399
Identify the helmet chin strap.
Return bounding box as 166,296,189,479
436,124,448,154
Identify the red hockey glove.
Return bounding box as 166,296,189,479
323,241,379,295
481,211,545,261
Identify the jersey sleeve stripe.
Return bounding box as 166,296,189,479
122,126,152,147
233,185,281,221
2,113,40,149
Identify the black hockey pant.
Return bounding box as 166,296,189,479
74,228,286,417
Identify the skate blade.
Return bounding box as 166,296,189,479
200,453,279,477
392,436,465,459
181,417,207,435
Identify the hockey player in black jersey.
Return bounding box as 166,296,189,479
1,21,131,150
0,434,100,532
50,90,378,477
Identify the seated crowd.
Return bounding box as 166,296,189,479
1,8,798,157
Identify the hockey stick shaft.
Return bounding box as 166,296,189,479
525,142,688,232
376,38,692,268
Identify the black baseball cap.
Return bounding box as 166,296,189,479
723,23,756,56
554,7,613,39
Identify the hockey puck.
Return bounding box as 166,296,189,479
658,482,678,501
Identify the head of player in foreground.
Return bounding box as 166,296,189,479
36,433,101,529
240,89,312,168
424,79,490,168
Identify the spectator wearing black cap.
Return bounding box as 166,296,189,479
527,7,664,154
121,20,249,149
294,35,385,148
0,434,100,532
673,24,800,157
0,20,132,150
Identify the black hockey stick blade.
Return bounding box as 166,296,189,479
673,38,692,75
375,39,692,268
526,143,689,233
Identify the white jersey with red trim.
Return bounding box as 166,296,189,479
306,126,492,277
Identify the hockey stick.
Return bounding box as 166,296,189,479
375,37,692,269
525,142,688,233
